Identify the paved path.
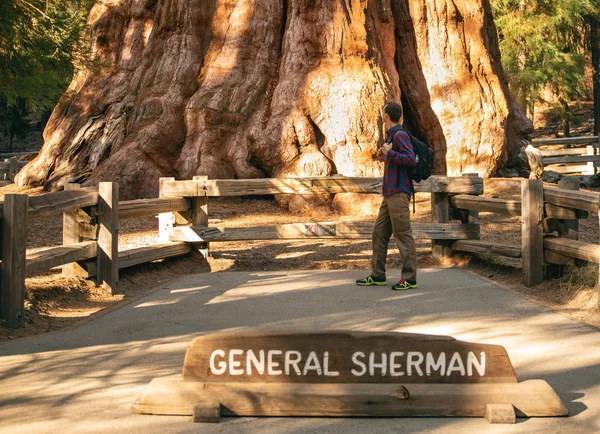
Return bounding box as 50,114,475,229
0,268,599,433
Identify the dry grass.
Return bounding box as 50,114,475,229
0,178,598,340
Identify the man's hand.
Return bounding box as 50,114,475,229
379,143,392,156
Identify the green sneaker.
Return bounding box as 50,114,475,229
391,279,417,290
356,275,387,286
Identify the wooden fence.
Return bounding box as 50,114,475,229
1,174,598,329
0,182,193,328
531,136,600,175
0,157,28,187
451,177,599,308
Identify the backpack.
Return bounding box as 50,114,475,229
405,132,434,183
386,129,434,183
387,129,434,212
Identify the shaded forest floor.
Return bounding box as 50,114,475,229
0,177,598,342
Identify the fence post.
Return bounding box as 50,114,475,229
97,182,120,294
458,173,480,232
63,183,88,277
586,145,596,175
431,176,451,260
192,175,209,258
0,194,29,328
522,179,544,287
158,177,176,243
8,157,18,183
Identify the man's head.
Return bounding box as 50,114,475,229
382,102,403,129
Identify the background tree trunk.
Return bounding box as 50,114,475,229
16,0,532,199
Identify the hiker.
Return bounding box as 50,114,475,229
356,102,418,290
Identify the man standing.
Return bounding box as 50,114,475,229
356,102,418,290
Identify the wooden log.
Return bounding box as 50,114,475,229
169,222,480,242
543,188,599,212
192,176,209,258
119,197,191,219
484,403,516,424
159,176,484,198
26,241,97,277
0,194,28,328
431,191,451,259
132,379,568,419
97,182,120,294
451,195,521,216
531,136,599,146
119,242,191,269
522,180,544,287
543,237,600,263
542,154,600,165
451,240,521,258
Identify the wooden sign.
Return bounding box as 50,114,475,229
132,330,568,423
182,331,517,384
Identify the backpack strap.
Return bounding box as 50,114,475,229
412,182,416,214
401,129,417,214
389,129,417,214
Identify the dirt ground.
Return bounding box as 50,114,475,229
0,177,598,341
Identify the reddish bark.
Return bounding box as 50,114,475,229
17,0,532,199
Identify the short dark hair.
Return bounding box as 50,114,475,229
383,102,403,123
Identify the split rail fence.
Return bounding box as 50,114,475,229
0,157,27,187
532,135,600,175
1,175,599,329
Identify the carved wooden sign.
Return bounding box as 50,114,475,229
182,331,517,384
133,331,568,423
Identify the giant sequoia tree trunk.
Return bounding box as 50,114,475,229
17,0,532,199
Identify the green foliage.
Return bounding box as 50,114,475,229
0,0,93,148
491,0,599,118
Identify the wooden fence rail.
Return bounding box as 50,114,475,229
531,135,600,175
160,176,484,197
531,136,600,146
